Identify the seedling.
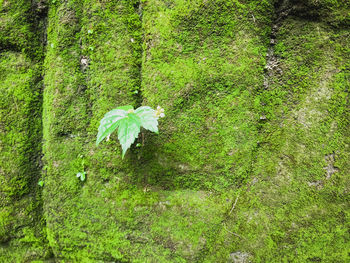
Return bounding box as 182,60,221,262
96,105,165,158
76,154,87,181
76,171,86,182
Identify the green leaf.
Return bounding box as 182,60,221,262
116,105,133,111
117,113,141,158
38,181,44,187
96,109,127,145
80,172,86,181
76,172,86,181
96,105,163,159
135,106,158,133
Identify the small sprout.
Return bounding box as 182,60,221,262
88,29,94,34
136,143,141,148
96,105,165,158
133,90,139,94
76,172,86,181
38,180,44,187
89,46,94,51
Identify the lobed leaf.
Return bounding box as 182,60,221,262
117,113,141,158
96,105,162,158
115,105,133,111
135,106,159,133
96,109,127,146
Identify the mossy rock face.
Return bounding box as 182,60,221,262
287,0,350,26
0,1,50,261
41,0,273,261
139,0,273,191
1,0,349,261
42,0,140,260
0,0,45,57
206,13,350,263
0,0,32,50
0,52,49,260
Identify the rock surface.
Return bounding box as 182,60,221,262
0,0,349,261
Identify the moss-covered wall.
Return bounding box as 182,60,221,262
140,0,272,189
206,9,350,262
1,0,349,261
0,0,50,261
42,0,143,260
39,0,276,261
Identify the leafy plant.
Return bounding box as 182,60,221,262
76,154,87,181
96,105,165,158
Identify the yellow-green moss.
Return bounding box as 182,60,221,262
204,16,350,263
0,0,46,59
289,0,350,27
42,0,274,261
42,0,142,260
0,0,51,261
139,0,273,190
0,52,50,261
2,0,348,261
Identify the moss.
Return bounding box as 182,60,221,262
2,0,347,261
204,16,350,262
0,0,50,260
0,52,50,261
140,0,273,191
289,0,350,27
42,0,274,261
0,0,46,59
42,0,141,260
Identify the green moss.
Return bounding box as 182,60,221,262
41,0,275,261
290,0,350,27
140,0,273,191
204,17,350,262
42,0,142,260
0,0,45,59
0,0,50,260
0,52,50,261
5,0,347,261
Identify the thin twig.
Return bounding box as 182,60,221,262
223,224,247,240
229,194,239,215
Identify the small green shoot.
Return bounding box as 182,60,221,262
76,155,87,181
76,172,86,182
96,105,165,158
